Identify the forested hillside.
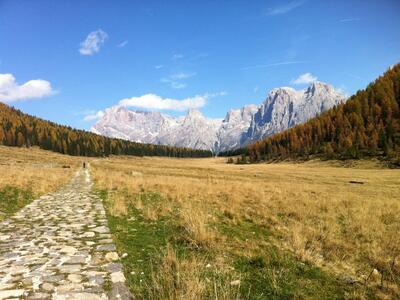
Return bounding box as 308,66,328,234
0,103,212,158
227,64,400,163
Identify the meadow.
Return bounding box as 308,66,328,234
0,145,398,299
0,145,84,220
90,156,400,299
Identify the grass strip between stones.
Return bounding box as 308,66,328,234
0,185,34,221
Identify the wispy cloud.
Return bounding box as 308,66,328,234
0,73,55,103
203,91,228,98
291,72,317,84
161,72,196,89
169,72,196,80
155,65,164,69
242,60,307,70
171,53,184,60
74,109,96,116
186,53,209,64
83,110,105,121
336,85,349,97
170,82,187,89
339,17,360,23
116,40,128,48
266,0,306,16
346,73,364,80
119,94,206,111
79,29,108,56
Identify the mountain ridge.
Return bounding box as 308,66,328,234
92,81,346,152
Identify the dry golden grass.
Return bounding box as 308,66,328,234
0,145,85,197
1,145,397,297
147,244,207,300
180,201,217,249
91,155,400,298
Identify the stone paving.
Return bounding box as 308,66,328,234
0,168,132,300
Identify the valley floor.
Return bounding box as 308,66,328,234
90,156,400,299
0,146,399,299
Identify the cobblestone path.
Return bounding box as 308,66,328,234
0,168,132,300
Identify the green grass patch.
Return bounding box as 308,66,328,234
234,250,356,299
97,189,175,297
99,189,369,299
0,185,34,220
217,212,271,242
216,212,368,299
97,189,227,298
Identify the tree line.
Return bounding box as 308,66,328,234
0,103,212,158
222,64,400,164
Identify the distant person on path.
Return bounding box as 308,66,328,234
83,162,86,169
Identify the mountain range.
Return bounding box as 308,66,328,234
91,82,346,153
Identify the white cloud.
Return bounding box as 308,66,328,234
0,73,55,103
84,91,226,119
266,0,306,16
79,29,108,55
83,110,104,121
117,40,128,48
161,72,196,89
291,73,318,84
118,94,206,111
155,65,164,69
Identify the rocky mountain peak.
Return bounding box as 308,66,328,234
268,87,298,98
306,81,335,95
91,81,347,153
224,104,258,123
186,108,204,119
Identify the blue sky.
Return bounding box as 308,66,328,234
0,0,399,130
